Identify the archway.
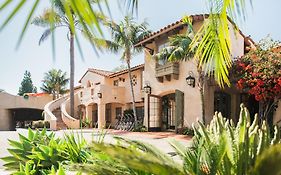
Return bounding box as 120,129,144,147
162,93,176,130
10,108,44,129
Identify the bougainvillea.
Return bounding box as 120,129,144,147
233,40,281,102
233,38,281,120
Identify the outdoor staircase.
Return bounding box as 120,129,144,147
53,108,67,130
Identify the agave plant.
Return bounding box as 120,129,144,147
72,105,280,175
170,104,280,175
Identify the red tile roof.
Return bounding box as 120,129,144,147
88,68,113,77
79,64,144,83
109,64,144,78
135,14,255,47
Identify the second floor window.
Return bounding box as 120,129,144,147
113,80,119,86
157,42,169,65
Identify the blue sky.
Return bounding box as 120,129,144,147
0,0,280,95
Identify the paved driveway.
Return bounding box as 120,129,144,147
0,129,192,174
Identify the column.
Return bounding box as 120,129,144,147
86,105,93,124
98,103,106,129
143,93,149,128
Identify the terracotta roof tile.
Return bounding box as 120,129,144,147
79,64,144,83
88,68,113,77
109,64,144,78
135,14,255,47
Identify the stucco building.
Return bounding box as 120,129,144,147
44,14,280,131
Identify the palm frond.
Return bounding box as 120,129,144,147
191,14,232,87
39,28,54,45
75,137,185,175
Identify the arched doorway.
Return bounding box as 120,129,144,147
147,90,184,132
162,93,176,130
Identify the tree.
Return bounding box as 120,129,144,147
233,38,281,121
18,71,37,96
0,0,250,87
41,69,69,100
99,16,150,126
32,0,104,118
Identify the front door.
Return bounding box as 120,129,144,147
162,94,176,130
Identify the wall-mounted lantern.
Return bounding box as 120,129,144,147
143,85,152,94
186,71,196,88
97,92,102,98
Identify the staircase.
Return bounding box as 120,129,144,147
53,108,67,130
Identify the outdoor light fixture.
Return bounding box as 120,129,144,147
143,84,152,94
97,92,102,98
186,71,195,87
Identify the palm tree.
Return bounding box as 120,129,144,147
1,0,250,87
41,69,69,100
99,16,150,126
32,0,104,118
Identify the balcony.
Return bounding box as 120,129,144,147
155,62,179,82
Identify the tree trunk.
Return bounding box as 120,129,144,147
70,33,75,118
198,69,206,124
127,61,137,127
52,92,56,100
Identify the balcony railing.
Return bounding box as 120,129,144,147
155,62,179,82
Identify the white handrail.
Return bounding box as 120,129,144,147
44,95,68,130
60,92,80,129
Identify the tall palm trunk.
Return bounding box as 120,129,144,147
127,61,137,126
70,32,75,118
198,69,206,124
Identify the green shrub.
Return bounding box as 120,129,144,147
132,123,147,132
182,127,194,136
80,118,91,128
32,120,50,129
2,128,89,174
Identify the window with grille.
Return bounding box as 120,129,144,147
115,107,122,119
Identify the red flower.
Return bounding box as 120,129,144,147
252,72,259,77
257,79,264,86
238,63,246,69
237,79,245,89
